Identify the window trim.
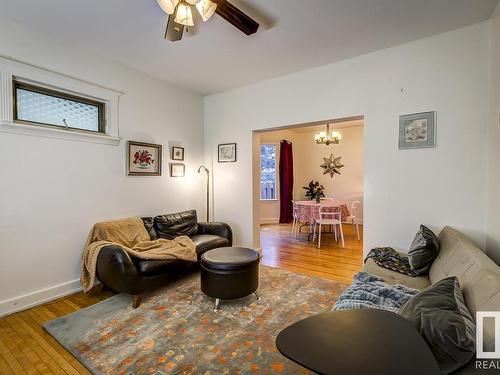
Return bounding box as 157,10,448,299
0,56,121,146
13,80,106,134
260,143,279,201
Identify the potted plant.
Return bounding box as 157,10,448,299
302,180,325,203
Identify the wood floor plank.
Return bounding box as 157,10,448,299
0,328,25,374
3,315,51,374
0,352,15,375
11,314,80,375
260,223,363,283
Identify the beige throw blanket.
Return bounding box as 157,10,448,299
80,217,197,292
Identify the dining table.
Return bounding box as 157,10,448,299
293,200,349,240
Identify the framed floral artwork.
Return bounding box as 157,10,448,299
127,141,162,176
171,146,185,161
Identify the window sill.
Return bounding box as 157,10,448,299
0,121,120,145
260,198,279,202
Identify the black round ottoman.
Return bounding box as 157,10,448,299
200,247,260,311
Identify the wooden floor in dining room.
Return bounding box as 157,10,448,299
260,223,364,284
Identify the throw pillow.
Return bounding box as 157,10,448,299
408,225,439,274
398,277,476,375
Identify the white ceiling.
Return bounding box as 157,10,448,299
1,0,498,95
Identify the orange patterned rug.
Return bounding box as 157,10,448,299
44,266,347,374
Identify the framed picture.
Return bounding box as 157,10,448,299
170,163,185,177
218,143,237,163
171,146,184,161
127,141,162,176
399,111,436,149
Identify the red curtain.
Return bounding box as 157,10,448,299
279,140,294,223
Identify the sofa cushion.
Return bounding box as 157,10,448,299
154,210,198,240
133,258,193,275
398,277,476,375
407,225,439,275
364,258,431,290
191,234,229,257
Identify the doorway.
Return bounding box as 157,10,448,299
252,116,365,283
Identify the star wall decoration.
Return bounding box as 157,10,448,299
320,154,344,178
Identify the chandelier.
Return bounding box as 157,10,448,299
157,0,217,26
314,124,342,145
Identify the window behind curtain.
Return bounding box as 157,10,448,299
260,144,277,200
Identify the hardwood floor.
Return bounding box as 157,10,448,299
260,223,364,284
0,288,113,374
0,223,362,374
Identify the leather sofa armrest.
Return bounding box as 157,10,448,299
197,222,233,246
96,245,145,295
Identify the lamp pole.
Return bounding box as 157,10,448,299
197,166,210,222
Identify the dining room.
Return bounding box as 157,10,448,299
253,117,364,283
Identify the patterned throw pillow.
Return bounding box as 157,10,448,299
407,225,439,274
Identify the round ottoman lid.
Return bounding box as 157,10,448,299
201,247,260,271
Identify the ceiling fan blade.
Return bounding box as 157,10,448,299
213,0,259,36
165,15,184,42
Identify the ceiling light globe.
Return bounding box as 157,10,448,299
156,0,179,15
196,0,217,22
175,2,195,26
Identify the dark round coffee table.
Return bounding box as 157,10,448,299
276,309,441,375
200,247,260,311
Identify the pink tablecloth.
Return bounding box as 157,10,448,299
293,200,349,223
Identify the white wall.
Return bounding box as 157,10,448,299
0,17,204,314
486,3,500,264
293,126,364,200
205,22,490,255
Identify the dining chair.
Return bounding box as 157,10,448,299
313,206,344,248
291,201,299,237
346,200,362,240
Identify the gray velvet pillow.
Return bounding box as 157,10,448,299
398,277,476,375
408,225,439,274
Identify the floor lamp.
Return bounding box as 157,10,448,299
198,166,210,222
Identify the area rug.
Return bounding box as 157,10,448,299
44,266,348,374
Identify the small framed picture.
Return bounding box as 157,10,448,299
218,143,237,163
399,111,436,149
127,141,162,176
171,146,184,161
170,163,185,177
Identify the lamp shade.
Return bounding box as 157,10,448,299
175,2,194,26
196,0,217,22
157,0,179,14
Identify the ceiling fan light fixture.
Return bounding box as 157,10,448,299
157,0,179,15
175,1,195,26
196,0,217,22
186,0,199,4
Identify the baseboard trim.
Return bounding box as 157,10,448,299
260,218,279,224
0,279,82,317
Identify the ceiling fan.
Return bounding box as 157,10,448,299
157,0,259,42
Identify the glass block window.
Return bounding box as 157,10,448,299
14,81,105,133
260,144,277,200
